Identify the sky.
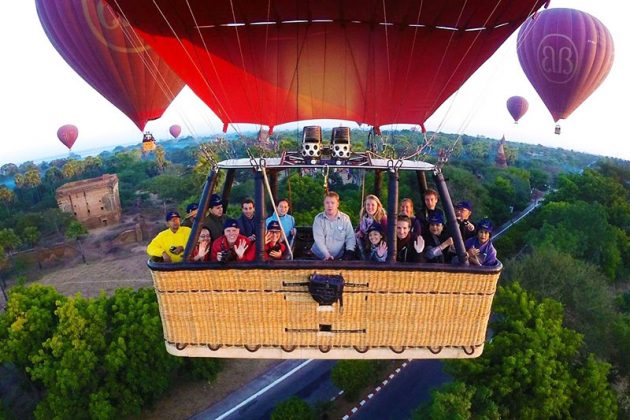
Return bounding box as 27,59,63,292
1,0,628,166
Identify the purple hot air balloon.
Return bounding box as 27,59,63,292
36,0,185,131
517,8,614,127
506,96,529,123
169,124,182,139
57,124,79,150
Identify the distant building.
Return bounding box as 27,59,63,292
496,136,508,169
56,174,122,229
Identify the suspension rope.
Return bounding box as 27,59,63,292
257,162,294,260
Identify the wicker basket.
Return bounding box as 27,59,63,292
150,261,501,359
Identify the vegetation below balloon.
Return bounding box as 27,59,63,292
0,285,221,418
417,161,630,418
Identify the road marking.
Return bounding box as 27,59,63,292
214,359,313,420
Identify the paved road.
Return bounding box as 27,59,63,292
192,359,338,420
351,360,450,420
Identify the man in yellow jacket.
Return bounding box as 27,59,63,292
147,211,191,263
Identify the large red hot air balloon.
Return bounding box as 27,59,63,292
104,0,548,131
36,0,185,131
517,8,614,126
57,125,79,150
506,96,529,123
169,124,182,139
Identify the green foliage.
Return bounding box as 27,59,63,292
140,174,196,203
502,246,615,357
0,228,21,254
22,226,41,248
525,201,623,279
412,381,501,420
436,283,617,419
0,286,220,419
331,360,380,401
65,220,88,240
0,285,65,369
271,396,314,420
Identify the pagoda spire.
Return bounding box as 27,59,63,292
496,135,508,168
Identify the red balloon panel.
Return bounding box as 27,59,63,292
104,0,548,129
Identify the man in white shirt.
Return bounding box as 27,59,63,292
311,191,356,260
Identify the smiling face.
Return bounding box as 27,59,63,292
224,226,239,243
242,202,255,219
400,200,414,217
368,230,383,245
396,220,410,239
277,200,289,216
364,198,378,217
198,227,211,243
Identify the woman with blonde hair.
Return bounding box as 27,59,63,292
356,194,387,257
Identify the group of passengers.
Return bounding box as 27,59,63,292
147,188,497,266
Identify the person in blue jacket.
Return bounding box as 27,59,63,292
464,218,498,266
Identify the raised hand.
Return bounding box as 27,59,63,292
414,235,425,253
234,239,249,259
376,242,388,257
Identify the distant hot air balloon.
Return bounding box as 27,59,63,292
57,125,79,150
169,125,182,139
36,0,185,131
506,96,529,123
517,8,614,133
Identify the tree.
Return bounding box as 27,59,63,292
0,186,15,210
502,246,616,357
331,360,380,401
154,146,168,173
0,285,65,369
65,221,88,263
0,228,22,255
0,163,19,177
271,396,314,420
437,283,617,419
22,226,41,248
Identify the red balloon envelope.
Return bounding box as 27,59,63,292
104,0,548,131
36,0,186,131
517,8,614,123
57,125,79,150
169,124,182,138
506,96,529,123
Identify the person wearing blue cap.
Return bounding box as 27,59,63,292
210,218,255,262
421,212,455,264
182,202,199,228
455,200,476,240
419,189,444,233
364,223,388,263
203,193,227,241
264,220,287,261
146,211,191,263
266,198,296,244
465,218,497,266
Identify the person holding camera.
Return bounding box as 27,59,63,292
264,220,287,261
454,200,476,240
465,219,497,266
210,218,255,262
147,211,191,263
